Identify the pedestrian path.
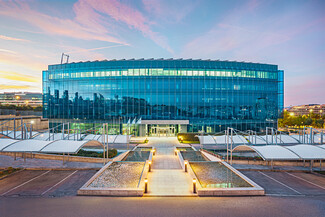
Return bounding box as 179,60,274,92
145,137,196,196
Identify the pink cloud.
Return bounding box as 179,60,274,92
0,34,30,42
76,0,173,53
0,1,126,45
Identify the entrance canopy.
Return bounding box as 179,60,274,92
141,120,189,125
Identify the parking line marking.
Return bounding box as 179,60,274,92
266,194,305,197
1,170,50,196
41,170,78,196
285,172,325,190
258,171,302,195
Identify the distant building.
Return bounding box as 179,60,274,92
287,104,325,116
0,92,42,107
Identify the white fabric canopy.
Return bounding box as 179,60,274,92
279,135,299,144
318,144,325,149
246,136,267,145
285,144,325,160
84,134,131,144
0,139,103,154
199,135,248,145
314,134,324,144
3,140,53,152
234,144,325,160
0,139,19,151
233,145,300,160
40,140,102,154
114,135,131,143
231,135,248,144
197,135,215,144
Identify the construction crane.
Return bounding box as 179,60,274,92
60,53,70,64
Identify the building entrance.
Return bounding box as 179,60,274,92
149,125,176,137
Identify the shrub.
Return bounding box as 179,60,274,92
177,133,199,142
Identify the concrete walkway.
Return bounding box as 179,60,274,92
145,137,196,196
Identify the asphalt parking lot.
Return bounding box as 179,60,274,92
0,169,97,197
241,170,325,197
0,169,324,217
0,169,324,198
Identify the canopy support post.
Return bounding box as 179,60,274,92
226,127,229,163
230,128,233,165
103,146,106,165
310,160,313,172
320,160,322,171
303,160,305,167
107,146,109,163
63,152,65,165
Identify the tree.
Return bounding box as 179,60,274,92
314,119,324,128
305,117,313,126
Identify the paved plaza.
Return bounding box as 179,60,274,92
0,137,325,216
144,138,195,196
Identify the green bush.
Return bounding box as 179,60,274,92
177,133,199,142
75,149,118,158
0,167,20,178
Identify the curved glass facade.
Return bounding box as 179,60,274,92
42,59,284,135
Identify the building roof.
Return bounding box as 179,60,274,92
47,58,279,71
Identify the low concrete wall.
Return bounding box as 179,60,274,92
113,151,130,161
191,151,265,196
201,150,221,162
197,162,265,196
78,149,151,197
176,148,202,192
77,161,143,197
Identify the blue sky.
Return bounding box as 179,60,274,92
0,0,324,106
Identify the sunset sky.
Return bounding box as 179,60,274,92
0,0,324,106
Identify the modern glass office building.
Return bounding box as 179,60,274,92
42,59,284,136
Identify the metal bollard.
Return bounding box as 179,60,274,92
144,178,148,193
193,178,197,193
185,161,188,172
175,149,178,156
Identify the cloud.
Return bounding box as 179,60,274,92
0,71,39,83
0,0,127,45
76,0,173,53
0,34,29,42
0,52,45,72
0,85,35,90
0,48,17,54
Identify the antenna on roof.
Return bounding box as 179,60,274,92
60,53,69,64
